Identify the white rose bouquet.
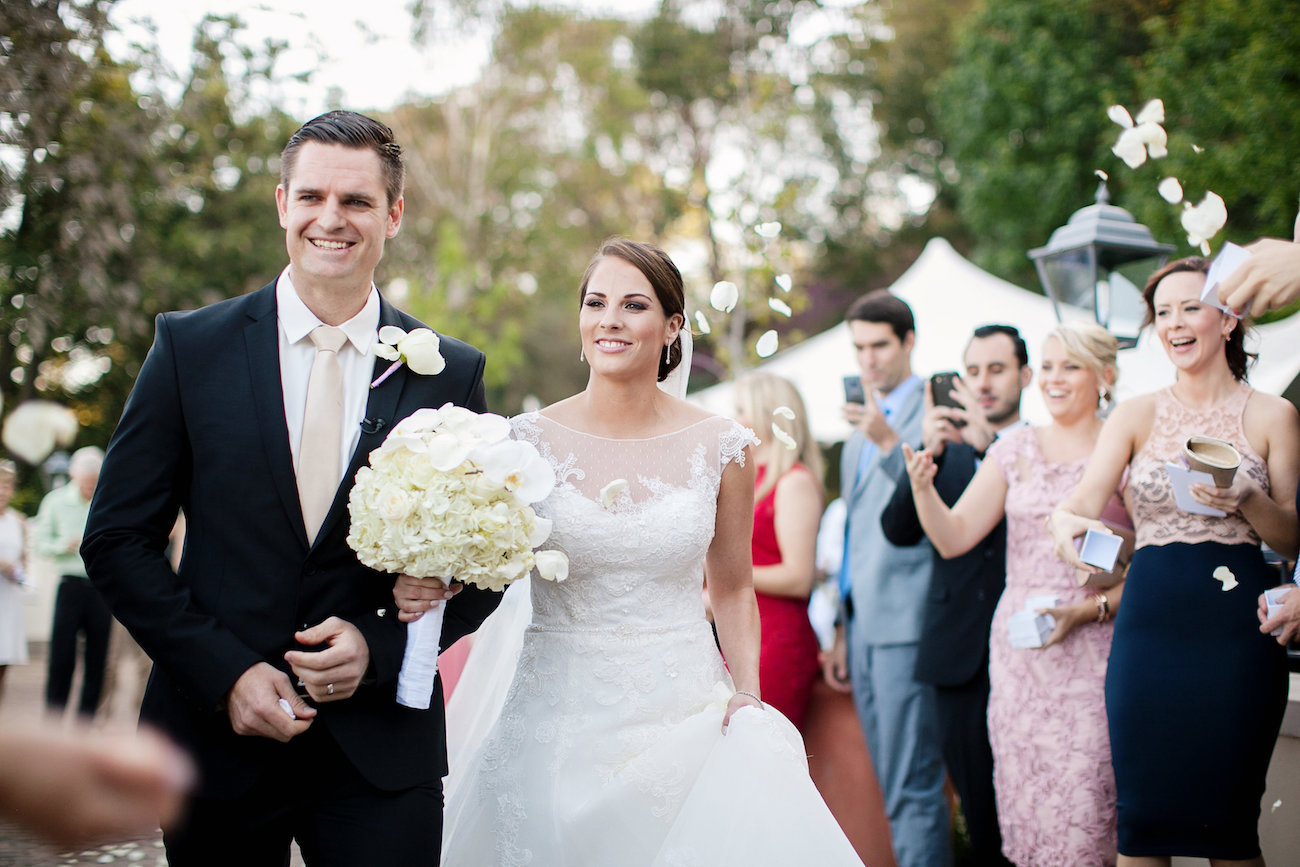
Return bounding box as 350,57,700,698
347,403,568,709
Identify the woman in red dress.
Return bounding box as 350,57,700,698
734,373,825,730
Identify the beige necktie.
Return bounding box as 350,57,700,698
298,325,348,541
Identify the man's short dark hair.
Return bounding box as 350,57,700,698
845,290,915,343
969,324,1029,368
280,110,405,206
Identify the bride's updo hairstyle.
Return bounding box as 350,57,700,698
578,238,686,382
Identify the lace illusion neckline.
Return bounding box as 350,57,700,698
535,412,717,442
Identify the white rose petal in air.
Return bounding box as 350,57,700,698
770,422,798,451
1192,143,1205,154
1271,799,1282,813
1212,565,1238,592
773,406,796,421
1136,122,1168,159
2,400,79,465
1157,177,1184,204
600,478,629,509
755,330,779,358
755,221,782,239
768,298,793,317
710,281,739,313
1107,104,1134,128
1181,191,1227,249
1134,98,1164,126
1112,127,1148,169
694,310,712,334
535,550,569,583
775,273,793,293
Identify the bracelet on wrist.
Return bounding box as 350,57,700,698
734,690,762,704
1093,592,1111,623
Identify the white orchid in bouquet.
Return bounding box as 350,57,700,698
347,403,567,708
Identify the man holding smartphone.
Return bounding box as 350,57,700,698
881,324,1031,866
823,291,949,867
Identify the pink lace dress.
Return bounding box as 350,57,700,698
986,425,1121,866
1107,384,1286,859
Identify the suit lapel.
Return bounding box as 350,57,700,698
243,285,310,547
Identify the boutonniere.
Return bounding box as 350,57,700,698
371,326,446,388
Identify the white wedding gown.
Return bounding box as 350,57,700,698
441,412,864,866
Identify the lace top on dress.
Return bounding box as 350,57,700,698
1126,384,1268,549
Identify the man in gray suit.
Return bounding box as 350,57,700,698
823,291,949,867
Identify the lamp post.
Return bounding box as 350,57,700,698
1028,183,1175,349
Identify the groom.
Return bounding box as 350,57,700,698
82,111,500,865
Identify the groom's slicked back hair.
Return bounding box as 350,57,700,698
280,110,405,206
578,238,686,383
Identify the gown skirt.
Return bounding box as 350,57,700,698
1105,541,1287,858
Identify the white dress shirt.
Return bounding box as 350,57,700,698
276,269,380,481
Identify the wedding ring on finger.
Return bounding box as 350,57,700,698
326,683,334,696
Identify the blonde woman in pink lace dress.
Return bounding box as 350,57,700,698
903,321,1130,866
1052,258,1300,866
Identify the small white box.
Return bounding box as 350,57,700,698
1076,528,1122,572
1266,587,1292,637
1008,609,1056,649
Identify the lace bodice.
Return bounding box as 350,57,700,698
1126,384,1268,548
511,412,757,630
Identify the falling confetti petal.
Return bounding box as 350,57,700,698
1094,169,1109,181
1192,143,1205,154
1212,565,1238,592
755,221,782,239
1157,177,1184,204
600,479,628,509
755,330,779,358
710,281,739,313
773,406,796,420
768,297,793,317
1272,799,1282,813
1182,191,1227,250
694,310,711,334
1134,98,1165,125
775,273,793,292
770,422,798,451
1107,104,1134,128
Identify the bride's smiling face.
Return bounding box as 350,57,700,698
580,256,682,381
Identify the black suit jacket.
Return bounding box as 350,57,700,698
82,282,501,798
880,442,1005,687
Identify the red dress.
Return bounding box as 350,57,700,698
752,464,822,731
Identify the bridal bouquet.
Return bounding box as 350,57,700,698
347,403,568,709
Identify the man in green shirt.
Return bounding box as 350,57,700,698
34,446,107,717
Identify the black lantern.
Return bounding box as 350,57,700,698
1028,183,1174,349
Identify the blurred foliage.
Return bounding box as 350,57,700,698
0,1,289,502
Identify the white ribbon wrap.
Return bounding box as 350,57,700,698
395,603,447,709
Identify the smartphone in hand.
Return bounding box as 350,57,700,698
929,371,966,427
843,375,865,405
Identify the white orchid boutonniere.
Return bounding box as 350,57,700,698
371,325,446,388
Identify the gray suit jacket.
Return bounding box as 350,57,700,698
840,378,933,645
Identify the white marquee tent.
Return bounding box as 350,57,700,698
691,238,1300,443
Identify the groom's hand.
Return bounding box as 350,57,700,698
226,662,315,742
285,617,370,703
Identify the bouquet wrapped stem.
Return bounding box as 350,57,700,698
347,404,568,709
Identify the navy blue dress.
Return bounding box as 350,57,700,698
1106,386,1286,859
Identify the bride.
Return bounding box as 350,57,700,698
394,239,863,865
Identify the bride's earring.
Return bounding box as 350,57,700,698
580,347,585,362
